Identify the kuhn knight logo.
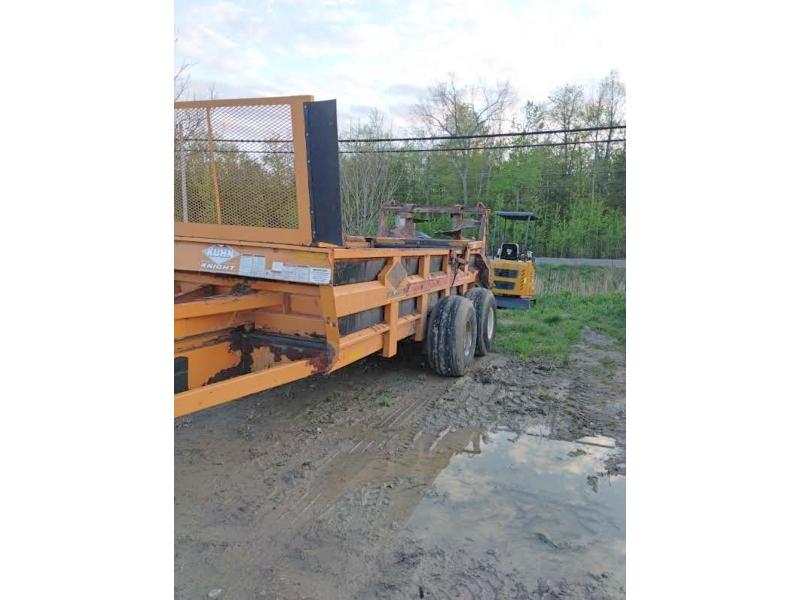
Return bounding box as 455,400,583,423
203,245,239,264
201,245,239,272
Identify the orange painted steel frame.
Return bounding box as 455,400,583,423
175,95,489,418
175,239,486,417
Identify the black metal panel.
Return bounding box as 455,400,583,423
339,307,384,336
304,100,343,246
402,257,420,276
174,356,188,394
334,258,387,285
494,281,516,290
430,256,444,272
399,298,416,317
372,239,453,249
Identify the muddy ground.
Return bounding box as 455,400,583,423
175,328,626,600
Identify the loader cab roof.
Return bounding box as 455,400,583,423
492,211,537,261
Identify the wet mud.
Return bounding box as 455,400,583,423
175,329,626,599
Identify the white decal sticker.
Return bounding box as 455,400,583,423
238,255,267,277
281,266,310,282
252,256,267,276
309,268,332,284
238,255,253,276
234,258,332,285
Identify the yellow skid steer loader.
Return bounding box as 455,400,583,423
490,211,537,309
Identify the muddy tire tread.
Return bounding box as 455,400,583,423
466,287,496,356
425,295,477,377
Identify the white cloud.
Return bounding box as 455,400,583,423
175,0,624,129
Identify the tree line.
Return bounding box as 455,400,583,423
339,71,625,258
175,71,625,258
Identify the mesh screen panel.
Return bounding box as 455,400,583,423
174,107,216,223
174,103,299,228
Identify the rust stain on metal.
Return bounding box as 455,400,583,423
205,328,332,385
405,273,473,296
177,331,235,353
230,283,255,295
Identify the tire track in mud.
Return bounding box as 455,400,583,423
242,366,463,555
364,543,532,600
175,332,626,599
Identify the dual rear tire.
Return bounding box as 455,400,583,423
466,287,497,356
425,288,497,377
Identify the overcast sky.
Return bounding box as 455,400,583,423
175,0,624,130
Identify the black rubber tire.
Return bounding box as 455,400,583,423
466,287,497,356
425,295,477,376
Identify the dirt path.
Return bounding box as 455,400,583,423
175,330,626,599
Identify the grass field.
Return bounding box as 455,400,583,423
495,291,626,364
535,264,626,294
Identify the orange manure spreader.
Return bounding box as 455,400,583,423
174,95,498,417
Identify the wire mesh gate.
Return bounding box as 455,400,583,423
174,96,315,245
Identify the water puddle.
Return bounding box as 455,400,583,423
405,427,625,592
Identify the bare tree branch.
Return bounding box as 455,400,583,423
339,111,401,235
412,75,514,205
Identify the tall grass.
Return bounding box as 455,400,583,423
535,264,626,294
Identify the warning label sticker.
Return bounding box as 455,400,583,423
309,268,332,284
236,256,331,284
238,255,267,277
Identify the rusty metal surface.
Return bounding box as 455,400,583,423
174,245,484,416
377,203,491,243
207,329,332,385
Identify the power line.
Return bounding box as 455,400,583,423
200,137,626,156
341,138,626,154
182,124,626,146
339,124,626,143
